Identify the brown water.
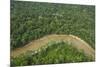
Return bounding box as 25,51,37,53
11,34,95,59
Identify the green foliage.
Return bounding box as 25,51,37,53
11,1,95,49
11,41,93,66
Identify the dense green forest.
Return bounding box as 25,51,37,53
11,41,93,66
11,1,95,49
11,1,95,66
